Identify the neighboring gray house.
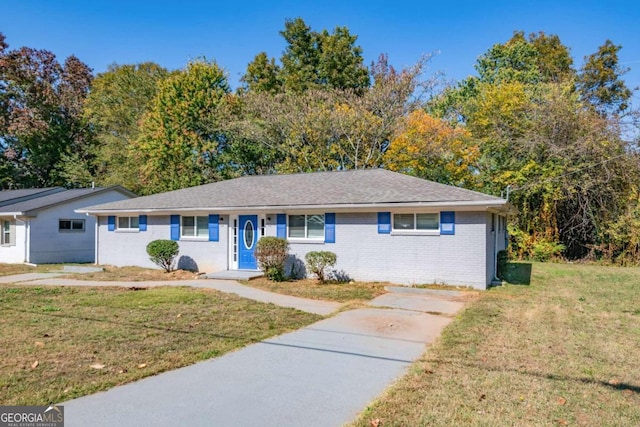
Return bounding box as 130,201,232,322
0,186,135,264
78,169,513,289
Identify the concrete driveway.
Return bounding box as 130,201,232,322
2,272,468,426
63,307,454,427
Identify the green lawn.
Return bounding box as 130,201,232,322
351,262,640,427
0,285,320,405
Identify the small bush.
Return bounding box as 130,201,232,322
254,237,289,281
305,251,337,283
146,240,179,272
497,250,508,280
532,240,565,262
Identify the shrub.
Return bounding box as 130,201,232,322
305,251,337,283
146,240,179,272
497,250,508,280
532,239,565,262
254,237,289,281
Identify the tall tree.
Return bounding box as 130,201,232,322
0,33,93,188
578,40,632,115
242,18,369,93
240,52,281,94
83,62,168,192
385,110,479,188
134,60,231,194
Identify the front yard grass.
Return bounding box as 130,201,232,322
243,277,388,302
62,265,197,281
0,285,320,405
351,262,640,427
0,264,58,276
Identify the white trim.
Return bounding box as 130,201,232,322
392,212,440,233
287,213,325,241
77,199,513,216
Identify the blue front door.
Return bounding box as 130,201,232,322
238,215,258,270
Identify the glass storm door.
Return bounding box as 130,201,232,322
238,215,258,269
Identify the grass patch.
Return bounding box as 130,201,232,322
243,277,387,302
351,262,640,427
0,285,320,405
62,265,197,281
0,264,59,276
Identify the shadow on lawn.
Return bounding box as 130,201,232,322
441,358,640,395
503,262,532,285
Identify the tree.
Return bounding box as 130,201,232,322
578,40,632,115
240,52,281,94
237,56,427,173
0,33,93,188
385,110,479,188
134,60,231,194
242,18,369,93
83,62,168,192
146,239,179,272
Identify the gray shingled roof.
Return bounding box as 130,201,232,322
80,169,506,213
0,187,64,206
0,187,135,215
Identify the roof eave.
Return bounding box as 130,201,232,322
78,199,511,215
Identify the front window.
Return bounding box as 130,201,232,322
59,219,85,232
288,214,325,239
1,220,10,245
393,213,439,231
117,216,139,230
181,216,208,238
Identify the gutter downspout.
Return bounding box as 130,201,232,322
92,214,99,265
492,214,500,285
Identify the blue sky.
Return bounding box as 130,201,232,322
3,0,639,99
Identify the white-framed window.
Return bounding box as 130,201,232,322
288,214,325,239
393,213,439,231
181,216,208,238
59,219,85,232
1,220,11,245
117,216,139,230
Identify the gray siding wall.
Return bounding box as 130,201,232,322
29,191,132,264
269,211,489,289
97,215,229,273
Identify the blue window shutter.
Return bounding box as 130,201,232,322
378,212,391,234
108,216,115,232
276,214,286,238
440,211,455,235
209,214,219,242
325,213,335,243
139,215,147,231
170,215,180,241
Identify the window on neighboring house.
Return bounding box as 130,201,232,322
117,216,139,230
393,213,439,231
181,216,208,238
59,219,85,232
1,220,11,245
288,214,325,239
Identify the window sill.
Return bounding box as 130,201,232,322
115,229,139,233
391,230,440,236
180,237,209,242
287,238,325,244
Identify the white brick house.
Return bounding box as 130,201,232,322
78,170,513,289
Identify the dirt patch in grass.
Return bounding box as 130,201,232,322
62,266,197,281
351,262,640,427
0,285,320,405
243,278,388,302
